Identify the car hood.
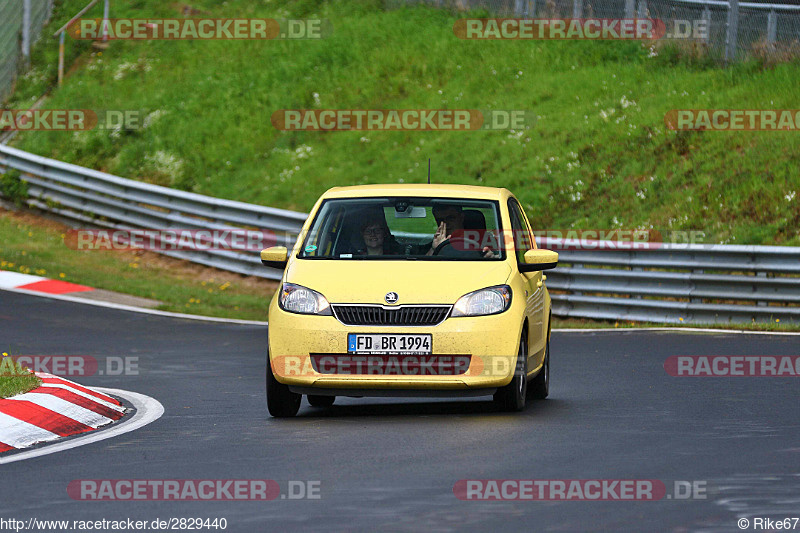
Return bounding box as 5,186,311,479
285,259,512,305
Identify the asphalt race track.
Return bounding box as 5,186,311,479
1,290,799,532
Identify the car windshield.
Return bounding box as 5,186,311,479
298,197,505,261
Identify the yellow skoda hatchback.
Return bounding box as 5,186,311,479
261,184,558,417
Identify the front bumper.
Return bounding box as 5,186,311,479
267,305,521,391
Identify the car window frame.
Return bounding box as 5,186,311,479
507,197,535,266
296,196,506,261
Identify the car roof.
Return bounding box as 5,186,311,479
320,184,511,201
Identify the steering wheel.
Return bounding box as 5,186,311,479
432,236,486,257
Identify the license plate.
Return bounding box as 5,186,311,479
347,333,432,354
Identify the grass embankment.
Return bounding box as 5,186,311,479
6,0,799,245
0,208,275,320
0,356,40,399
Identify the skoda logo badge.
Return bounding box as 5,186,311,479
385,292,399,304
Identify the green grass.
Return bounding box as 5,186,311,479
0,208,275,320
5,0,798,246
0,357,41,399
551,317,798,332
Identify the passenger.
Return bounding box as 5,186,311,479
357,216,401,256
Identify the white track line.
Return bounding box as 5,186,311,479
552,327,800,336
0,286,268,325
2,286,797,335
6,393,114,428
0,388,164,465
0,412,60,448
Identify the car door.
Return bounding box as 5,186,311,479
507,198,546,373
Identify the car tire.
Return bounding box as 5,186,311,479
308,395,335,407
266,356,301,418
494,330,527,412
528,339,549,400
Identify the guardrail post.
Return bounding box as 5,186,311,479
725,0,740,62
22,0,32,67
632,265,643,298
102,0,110,41
690,268,703,303
637,0,648,18
625,0,635,19
571,262,583,296
767,9,777,44
572,0,582,18
57,31,65,86
756,271,767,306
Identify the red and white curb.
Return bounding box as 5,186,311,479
0,372,126,453
0,269,94,295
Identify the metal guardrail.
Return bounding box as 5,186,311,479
0,144,305,280
539,239,800,323
1,143,798,324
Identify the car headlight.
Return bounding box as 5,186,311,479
278,283,332,315
451,285,512,317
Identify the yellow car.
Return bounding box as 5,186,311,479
261,184,557,417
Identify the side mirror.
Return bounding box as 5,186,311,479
261,246,289,269
519,249,558,272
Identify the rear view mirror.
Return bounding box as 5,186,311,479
261,246,288,269
394,206,427,218
519,249,558,272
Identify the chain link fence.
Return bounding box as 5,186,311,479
395,0,800,60
0,0,54,102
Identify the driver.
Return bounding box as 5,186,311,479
425,204,496,257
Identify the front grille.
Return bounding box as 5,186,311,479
332,305,451,326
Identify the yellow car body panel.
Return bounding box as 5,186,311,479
267,184,553,394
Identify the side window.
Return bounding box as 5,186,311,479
507,199,533,264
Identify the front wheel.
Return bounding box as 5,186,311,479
494,331,528,412
528,339,549,400
266,356,301,417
